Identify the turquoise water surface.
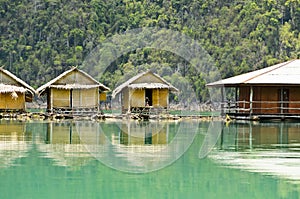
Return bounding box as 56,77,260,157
0,119,300,199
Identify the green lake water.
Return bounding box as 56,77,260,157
0,119,300,199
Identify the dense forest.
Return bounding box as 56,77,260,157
1,0,300,103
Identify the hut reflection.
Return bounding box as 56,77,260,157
38,122,106,168
219,122,300,150
117,121,168,146
0,120,30,167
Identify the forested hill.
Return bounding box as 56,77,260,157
1,0,300,101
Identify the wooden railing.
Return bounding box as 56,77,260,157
221,100,300,114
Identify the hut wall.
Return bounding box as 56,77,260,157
152,89,168,108
51,88,70,108
130,89,145,107
0,72,19,85
252,87,261,113
55,71,95,85
288,87,300,114
238,86,250,113
152,89,159,106
0,92,25,110
158,89,168,107
260,87,279,114
122,88,130,111
72,88,98,108
81,88,97,107
133,73,165,84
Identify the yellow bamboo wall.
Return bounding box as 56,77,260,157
80,88,97,107
0,92,25,110
52,88,70,108
152,89,159,106
51,88,98,108
157,89,168,107
130,89,145,107
72,88,97,108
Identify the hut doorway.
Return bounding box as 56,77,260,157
145,89,152,106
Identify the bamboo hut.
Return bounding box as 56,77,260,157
112,71,178,114
36,67,110,114
207,59,300,120
0,67,35,112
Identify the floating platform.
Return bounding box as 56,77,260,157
227,112,300,121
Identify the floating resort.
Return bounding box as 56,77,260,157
1,59,300,121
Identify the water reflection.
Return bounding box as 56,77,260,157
0,120,31,168
37,122,101,168
117,121,168,145
210,121,300,182
81,120,198,173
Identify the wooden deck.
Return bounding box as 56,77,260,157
223,100,300,121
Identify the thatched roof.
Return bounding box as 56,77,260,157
112,71,179,98
36,67,110,95
0,84,27,93
207,59,300,87
0,67,35,94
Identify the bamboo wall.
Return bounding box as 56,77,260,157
123,88,169,111
56,70,95,85
52,88,70,108
0,92,25,110
51,88,98,109
130,89,145,107
134,73,165,84
156,89,168,108
72,88,97,108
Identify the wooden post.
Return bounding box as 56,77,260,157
50,88,53,113
70,89,73,108
249,86,253,115
235,86,238,113
280,87,283,114
97,88,100,112
221,87,225,116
